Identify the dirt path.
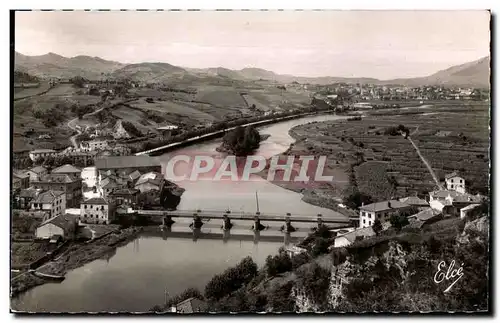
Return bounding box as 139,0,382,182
407,136,443,189
66,101,108,148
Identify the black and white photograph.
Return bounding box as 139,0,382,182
9,9,491,314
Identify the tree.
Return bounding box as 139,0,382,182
343,191,373,210
70,76,86,88
312,237,330,257
372,218,383,235
389,213,409,231
266,252,292,277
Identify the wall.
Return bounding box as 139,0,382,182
36,223,64,239
80,203,110,224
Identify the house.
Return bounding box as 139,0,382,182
80,197,114,225
13,171,30,189
86,140,109,151
108,188,140,206
407,208,442,228
99,177,122,198
460,204,482,219
171,297,208,314
128,170,142,183
31,173,82,208
30,190,66,221
95,156,162,184
333,226,375,248
428,190,483,214
399,195,429,208
16,187,42,209
25,166,48,182
29,149,58,161
358,200,412,228
134,172,165,193
35,213,78,240
52,164,82,180
444,171,466,194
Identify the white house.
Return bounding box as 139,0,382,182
30,190,66,221
428,190,483,212
36,214,78,239
80,197,113,225
358,200,412,228
29,149,58,161
445,171,466,194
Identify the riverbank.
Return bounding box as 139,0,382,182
11,227,143,298
258,118,357,219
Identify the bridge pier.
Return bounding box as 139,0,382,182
317,214,324,229
253,215,264,231
253,229,260,245
222,229,230,243
222,214,233,231
283,216,296,233
192,227,201,242
190,214,203,229
162,215,175,228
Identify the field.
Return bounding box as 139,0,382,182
287,102,490,202
13,81,52,100
12,78,314,152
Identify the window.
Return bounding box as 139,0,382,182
363,219,366,224
90,214,93,218
101,206,104,211
84,205,87,209
90,205,93,209
451,185,454,189
451,179,454,183
378,214,381,218
369,221,372,226
460,179,463,183
84,214,87,218
369,213,372,219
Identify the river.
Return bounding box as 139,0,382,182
11,113,348,313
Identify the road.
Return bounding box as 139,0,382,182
407,135,443,190
66,101,108,148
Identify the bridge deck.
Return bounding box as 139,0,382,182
134,209,352,224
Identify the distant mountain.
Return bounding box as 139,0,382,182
383,56,490,88
14,51,124,79
14,51,490,88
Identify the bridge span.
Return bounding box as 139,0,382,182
133,209,355,232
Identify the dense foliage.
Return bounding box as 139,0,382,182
204,256,258,300
265,251,292,277
221,126,261,156
121,121,143,138
342,191,373,210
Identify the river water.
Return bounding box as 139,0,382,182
12,113,348,313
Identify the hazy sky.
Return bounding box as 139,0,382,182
15,10,490,79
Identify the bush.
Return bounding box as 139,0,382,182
343,191,373,210
312,237,330,257
121,121,143,138
266,252,292,277
205,256,258,300
295,263,331,309
390,213,410,231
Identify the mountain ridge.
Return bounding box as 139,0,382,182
14,51,490,87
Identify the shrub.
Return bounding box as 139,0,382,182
390,213,410,231
266,252,292,277
311,237,330,257
205,256,258,300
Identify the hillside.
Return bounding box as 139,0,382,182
386,56,490,88
14,51,490,88
14,52,124,79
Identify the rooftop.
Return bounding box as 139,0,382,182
95,156,161,170
34,173,79,184
30,149,56,154
408,208,440,222
32,190,65,204
359,200,410,213
445,171,461,180
52,164,82,174
341,226,376,243
39,213,78,232
399,196,429,206
82,197,109,205
430,190,483,203
175,297,208,314
29,166,47,174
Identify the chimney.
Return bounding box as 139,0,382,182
361,202,364,207
387,201,392,208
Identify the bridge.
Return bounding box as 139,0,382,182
133,209,356,232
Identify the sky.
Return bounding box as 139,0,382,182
15,10,491,79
